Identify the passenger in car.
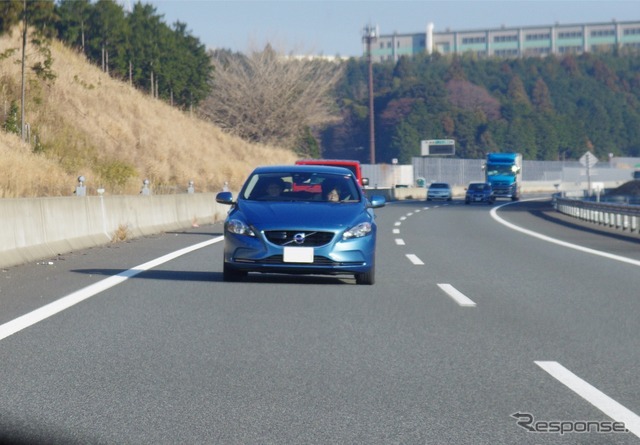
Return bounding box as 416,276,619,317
326,187,340,202
255,178,285,199
266,181,283,197
321,179,341,202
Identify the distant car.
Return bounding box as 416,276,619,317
427,182,453,201
295,159,369,188
216,165,386,284
465,182,495,204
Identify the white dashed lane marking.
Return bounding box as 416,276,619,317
437,283,477,307
405,254,424,265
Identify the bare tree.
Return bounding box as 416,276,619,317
201,46,344,151
446,79,502,121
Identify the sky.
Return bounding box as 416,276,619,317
144,0,640,58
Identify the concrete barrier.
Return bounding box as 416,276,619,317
0,193,229,269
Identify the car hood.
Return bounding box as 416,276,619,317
236,200,370,230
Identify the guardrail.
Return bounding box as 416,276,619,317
553,195,640,235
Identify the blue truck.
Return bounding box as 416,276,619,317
484,153,522,201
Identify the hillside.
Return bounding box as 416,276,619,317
325,51,640,164
0,30,297,198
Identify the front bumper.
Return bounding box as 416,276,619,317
223,230,376,275
427,193,452,201
490,183,518,198
466,193,493,202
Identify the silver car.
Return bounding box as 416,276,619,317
426,182,452,201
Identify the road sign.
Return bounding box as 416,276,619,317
421,139,455,156
579,151,598,194
579,151,598,168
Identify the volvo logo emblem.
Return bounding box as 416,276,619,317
293,233,306,245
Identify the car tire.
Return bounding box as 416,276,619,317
355,267,375,285
223,262,247,281
465,200,470,205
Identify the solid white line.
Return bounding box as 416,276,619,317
437,283,477,307
491,200,640,268
0,236,224,342
536,361,640,437
406,254,424,265
395,239,405,245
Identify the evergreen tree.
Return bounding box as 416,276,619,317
56,0,92,53
3,101,20,135
127,1,163,92
86,0,127,75
0,1,23,35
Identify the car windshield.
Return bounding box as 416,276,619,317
241,172,360,203
430,183,449,189
469,183,488,191
486,164,516,176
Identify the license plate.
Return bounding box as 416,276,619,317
283,246,314,263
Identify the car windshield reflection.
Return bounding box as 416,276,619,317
242,172,360,203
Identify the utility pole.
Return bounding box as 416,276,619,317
362,24,377,164
20,0,27,142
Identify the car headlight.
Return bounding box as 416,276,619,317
226,219,256,237
343,222,372,239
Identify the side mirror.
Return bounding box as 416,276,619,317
367,195,386,208
216,191,234,205
361,177,369,187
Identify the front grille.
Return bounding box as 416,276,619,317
264,231,335,247
267,255,333,264
234,255,365,266
265,255,364,266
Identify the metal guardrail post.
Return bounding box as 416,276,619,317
554,194,640,235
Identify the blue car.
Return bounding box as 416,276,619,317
465,182,495,204
216,165,386,284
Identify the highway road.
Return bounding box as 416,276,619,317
1,197,639,444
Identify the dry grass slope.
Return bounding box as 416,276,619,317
0,30,297,198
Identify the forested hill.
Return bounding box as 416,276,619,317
321,52,640,164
